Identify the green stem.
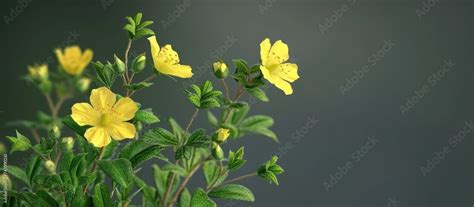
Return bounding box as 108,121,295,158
83,147,106,194
207,172,257,193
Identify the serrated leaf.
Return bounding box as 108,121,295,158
190,188,216,207
135,109,160,124
119,140,165,168
208,184,255,202
168,117,184,141
143,128,179,147
98,158,133,187
187,129,210,148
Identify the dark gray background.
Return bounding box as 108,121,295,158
0,0,473,206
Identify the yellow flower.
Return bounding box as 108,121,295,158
55,45,93,75
71,87,138,147
147,36,193,78
28,64,48,79
259,38,299,95
216,128,230,143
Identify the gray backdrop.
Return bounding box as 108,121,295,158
0,0,473,206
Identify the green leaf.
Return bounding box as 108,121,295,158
186,129,210,148
93,183,113,207
230,102,249,124
258,171,279,185
134,28,155,40
6,130,31,154
6,166,29,186
143,128,179,147
175,145,192,160
98,158,133,187
134,13,143,24
134,176,156,203
137,21,154,30
178,188,191,207
168,117,184,141
206,111,218,127
119,140,166,168
232,59,250,74
208,184,255,202
227,147,246,172
135,108,160,124
62,116,88,137
240,115,273,129
79,172,97,185
36,190,59,207
245,87,269,102
190,188,216,207
21,192,51,207
152,165,169,198
162,163,188,177
25,155,41,185
124,82,153,91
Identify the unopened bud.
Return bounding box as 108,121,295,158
44,160,56,174
212,142,224,160
77,78,91,93
0,143,6,155
50,125,61,139
61,137,74,151
212,60,229,79
213,128,230,143
114,54,126,74
0,175,11,190
131,53,146,73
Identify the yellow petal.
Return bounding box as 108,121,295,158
158,45,180,65
71,103,100,126
113,97,138,121
273,77,293,95
107,122,136,140
90,87,116,111
148,36,161,68
260,38,271,66
275,63,299,82
65,46,82,60
84,127,111,147
167,64,193,78
55,49,66,69
266,40,289,67
77,49,93,74
260,65,276,84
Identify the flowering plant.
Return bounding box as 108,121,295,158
2,13,299,207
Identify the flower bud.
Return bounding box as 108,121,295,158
50,125,61,139
131,53,146,73
28,64,49,80
61,137,74,151
114,54,126,74
212,60,229,79
38,80,52,94
213,128,230,143
0,175,12,190
43,160,56,174
0,143,6,155
77,78,91,93
211,142,224,160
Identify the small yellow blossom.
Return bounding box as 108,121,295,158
259,38,299,95
55,45,93,75
77,78,92,92
71,87,138,147
147,36,193,78
28,64,48,80
216,128,230,143
212,60,229,79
